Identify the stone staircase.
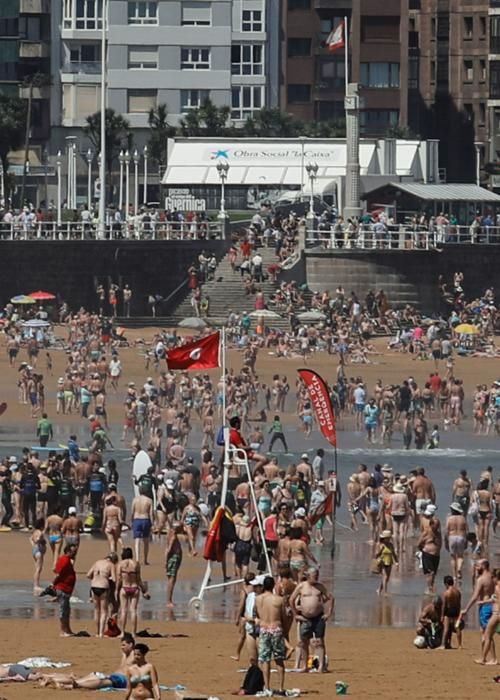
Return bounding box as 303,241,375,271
118,246,292,332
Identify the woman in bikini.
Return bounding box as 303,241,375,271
30,518,46,594
87,555,115,637
125,643,160,700
45,513,63,568
117,548,150,635
102,496,123,553
288,527,318,582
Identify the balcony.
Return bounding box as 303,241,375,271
19,84,50,99
20,0,50,13
61,61,102,75
19,41,49,59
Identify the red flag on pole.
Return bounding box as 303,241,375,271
325,20,345,53
166,331,220,371
309,493,334,526
297,368,337,447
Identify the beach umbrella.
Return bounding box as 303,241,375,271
10,295,35,304
248,309,281,318
22,320,50,328
178,317,209,330
455,323,480,335
28,290,56,301
296,310,327,322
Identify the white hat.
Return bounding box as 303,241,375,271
393,483,406,493
147,377,153,382
301,453,309,460
98,466,106,474
295,507,306,518
68,506,77,515
450,502,463,514
166,479,175,489
250,574,266,586
424,504,437,517
8,456,17,464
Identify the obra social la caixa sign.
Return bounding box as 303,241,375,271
165,189,207,211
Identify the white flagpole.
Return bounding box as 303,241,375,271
220,326,230,506
344,15,349,96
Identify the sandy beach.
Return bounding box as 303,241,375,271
0,327,499,698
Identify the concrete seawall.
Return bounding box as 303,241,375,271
304,247,499,312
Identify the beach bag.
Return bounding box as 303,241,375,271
371,557,383,575
216,426,225,447
104,615,121,638
241,664,264,695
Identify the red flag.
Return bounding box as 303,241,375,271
298,368,337,447
326,20,345,53
166,331,220,371
309,493,333,526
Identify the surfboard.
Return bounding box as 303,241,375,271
132,449,156,509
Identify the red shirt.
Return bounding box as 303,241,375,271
229,427,247,450
90,419,102,434
430,374,441,394
54,555,76,594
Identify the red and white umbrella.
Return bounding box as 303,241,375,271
28,290,56,301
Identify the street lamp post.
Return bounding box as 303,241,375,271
86,148,93,208
216,159,229,239
124,150,131,236
56,150,62,227
305,162,319,242
97,0,108,240
118,149,124,211
133,149,139,218
143,145,148,205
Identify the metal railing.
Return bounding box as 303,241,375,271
0,220,224,241
305,225,500,250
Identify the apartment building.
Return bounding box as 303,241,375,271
0,0,51,145
50,0,279,151
281,0,409,135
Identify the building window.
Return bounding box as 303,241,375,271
360,109,399,134
463,59,473,83
491,17,500,53
320,16,343,39
480,16,486,37
128,89,157,113
360,16,399,42
231,86,263,119
19,16,41,40
480,60,486,82
431,17,436,38
128,46,158,69
430,60,436,83
63,84,101,121
66,43,101,72
0,18,18,36
492,61,500,99
180,89,209,113
360,62,400,88
479,102,486,125
0,41,18,81
64,0,103,30
288,0,310,8
287,84,311,103
242,9,263,32
231,44,263,75
318,100,343,121
463,16,473,39
127,1,158,25
181,47,210,70
181,1,211,26
464,103,474,122
288,38,311,57
319,58,345,89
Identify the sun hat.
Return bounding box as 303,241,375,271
424,504,437,517
301,453,309,460
450,502,464,514
68,506,77,515
250,574,266,586
165,479,175,489
380,530,392,539
393,483,406,493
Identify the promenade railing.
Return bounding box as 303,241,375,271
0,220,223,241
305,225,500,250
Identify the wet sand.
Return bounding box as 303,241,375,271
0,619,499,700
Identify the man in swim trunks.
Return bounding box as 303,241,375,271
131,492,154,565
255,575,287,693
289,567,333,673
444,502,467,581
462,559,496,663
440,575,462,650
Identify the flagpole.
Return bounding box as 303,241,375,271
344,15,349,96
331,445,338,559
220,325,230,507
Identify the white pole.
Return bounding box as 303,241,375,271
300,136,305,196
220,326,230,506
143,145,148,204
344,15,349,96
125,151,130,236
97,0,107,239
72,143,77,208
119,150,124,211
87,149,92,207
134,149,139,216
56,151,62,226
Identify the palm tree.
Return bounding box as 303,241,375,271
84,108,131,201
147,103,175,176
179,97,231,137
0,94,27,205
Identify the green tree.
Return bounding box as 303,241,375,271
84,108,131,199
385,125,419,139
179,98,231,137
0,93,26,204
243,108,303,137
147,103,176,174
306,118,346,138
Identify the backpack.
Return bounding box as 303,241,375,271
241,664,264,695
216,426,225,447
